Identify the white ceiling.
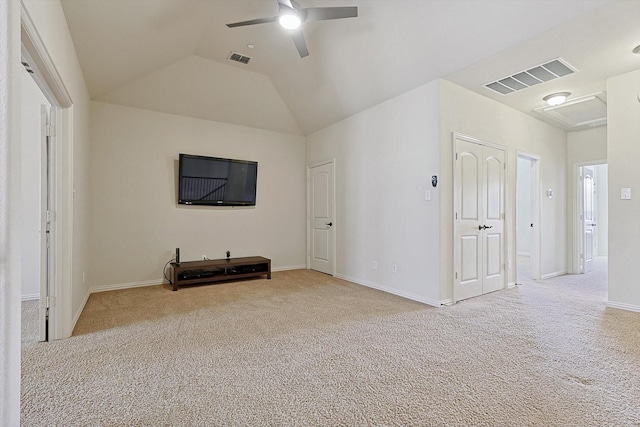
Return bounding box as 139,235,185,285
59,0,640,135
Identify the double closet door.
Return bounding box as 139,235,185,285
454,136,506,302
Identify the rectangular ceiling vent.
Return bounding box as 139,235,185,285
228,51,252,65
485,58,577,95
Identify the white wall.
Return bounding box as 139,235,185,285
89,102,306,290
516,157,532,255
1,0,21,423
21,67,50,300
22,0,92,335
607,68,640,310
440,80,568,299
306,81,442,305
595,164,608,256
99,55,302,136
567,126,607,163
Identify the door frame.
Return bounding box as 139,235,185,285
306,159,336,275
574,160,607,274
515,151,542,281
452,133,507,303
22,3,74,340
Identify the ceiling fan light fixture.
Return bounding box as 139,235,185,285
543,92,571,106
279,11,301,30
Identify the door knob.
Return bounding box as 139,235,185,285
478,225,494,230
326,222,333,227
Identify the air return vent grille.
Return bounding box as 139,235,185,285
228,51,252,65
485,58,576,95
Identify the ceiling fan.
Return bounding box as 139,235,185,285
226,0,358,58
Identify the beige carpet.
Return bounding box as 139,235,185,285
21,262,640,426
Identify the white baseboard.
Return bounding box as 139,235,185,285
606,301,640,313
335,274,442,307
541,270,567,280
89,265,304,294
91,279,164,294
507,282,516,289
72,290,91,331
21,293,40,301
272,264,306,272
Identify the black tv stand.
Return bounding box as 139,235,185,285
170,256,271,291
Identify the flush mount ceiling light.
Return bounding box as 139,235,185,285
278,8,302,29
543,92,571,106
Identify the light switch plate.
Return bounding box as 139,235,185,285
621,188,632,200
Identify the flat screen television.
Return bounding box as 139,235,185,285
178,153,258,206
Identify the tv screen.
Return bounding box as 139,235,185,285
178,154,258,206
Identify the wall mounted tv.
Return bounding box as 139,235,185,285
178,153,258,206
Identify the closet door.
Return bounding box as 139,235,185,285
454,136,505,301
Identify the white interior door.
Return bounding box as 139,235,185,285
308,162,335,275
40,105,52,341
581,166,596,273
454,137,505,301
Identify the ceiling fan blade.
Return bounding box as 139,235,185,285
303,6,358,22
226,16,278,28
291,30,309,58
277,0,294,9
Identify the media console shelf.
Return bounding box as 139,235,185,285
170,256,271,291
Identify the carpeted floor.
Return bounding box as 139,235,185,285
21,260,640,426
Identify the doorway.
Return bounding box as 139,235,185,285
453,134,506,302
516,152,541,282
577,163,608,274
21,8,74,340
307,160,336,275
20,66,51,341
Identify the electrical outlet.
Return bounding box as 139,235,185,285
372,260,378,270
392,264,398,274
202,255,208,261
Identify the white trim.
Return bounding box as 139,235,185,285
21,293,39,301
89,266,306,294
507,282,517,289
541,270,567,280
72,289,90,330
606,301,640,313
272,264,306,272
335,274,443,307
517,252,531,257
452,131,507,151
91,279,164,294
20,3,72,107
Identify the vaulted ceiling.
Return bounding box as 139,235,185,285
60,0,640,135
